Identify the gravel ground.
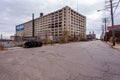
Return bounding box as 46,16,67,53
0,40,120,80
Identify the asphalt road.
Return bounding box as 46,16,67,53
0,40,120,80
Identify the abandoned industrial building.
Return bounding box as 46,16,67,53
16,6,86,41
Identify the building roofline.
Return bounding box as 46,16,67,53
107,24,120,27
16,6,86,26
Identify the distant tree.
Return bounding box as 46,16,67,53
61,30,70,43
0,44,4,51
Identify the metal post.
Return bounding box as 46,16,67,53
32,13,35,37
110,0,115,46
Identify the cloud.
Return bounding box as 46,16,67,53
78,0,99,5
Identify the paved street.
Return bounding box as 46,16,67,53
0,40,120,80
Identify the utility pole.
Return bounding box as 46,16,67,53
105,0,117,46
102,25,105,41
97,9,107,42
104,18,107,35
103,18,107,42
110,0,115,46
98,0,118,45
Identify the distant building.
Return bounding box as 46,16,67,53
86,32,96,40
105,25,120,43
16,6,86,41
0,39,17,48
107,25,120,30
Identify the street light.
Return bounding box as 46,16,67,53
97,10,104,12
97,8,107,12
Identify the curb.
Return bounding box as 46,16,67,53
111,46,120,51
107,43,120,51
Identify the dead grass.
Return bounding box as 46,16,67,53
0,44,4,51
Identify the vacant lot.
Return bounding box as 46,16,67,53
0,41,120,80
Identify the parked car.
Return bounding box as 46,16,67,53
24,40,43,48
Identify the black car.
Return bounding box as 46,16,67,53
24,40,43,48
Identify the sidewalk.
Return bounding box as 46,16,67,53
113,44,120,51
108,42,120,51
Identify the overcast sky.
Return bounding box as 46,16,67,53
0,0,120,39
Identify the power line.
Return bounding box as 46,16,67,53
113,0,120,14
104,0,120,26
114,11,120,17
106,7,120,26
